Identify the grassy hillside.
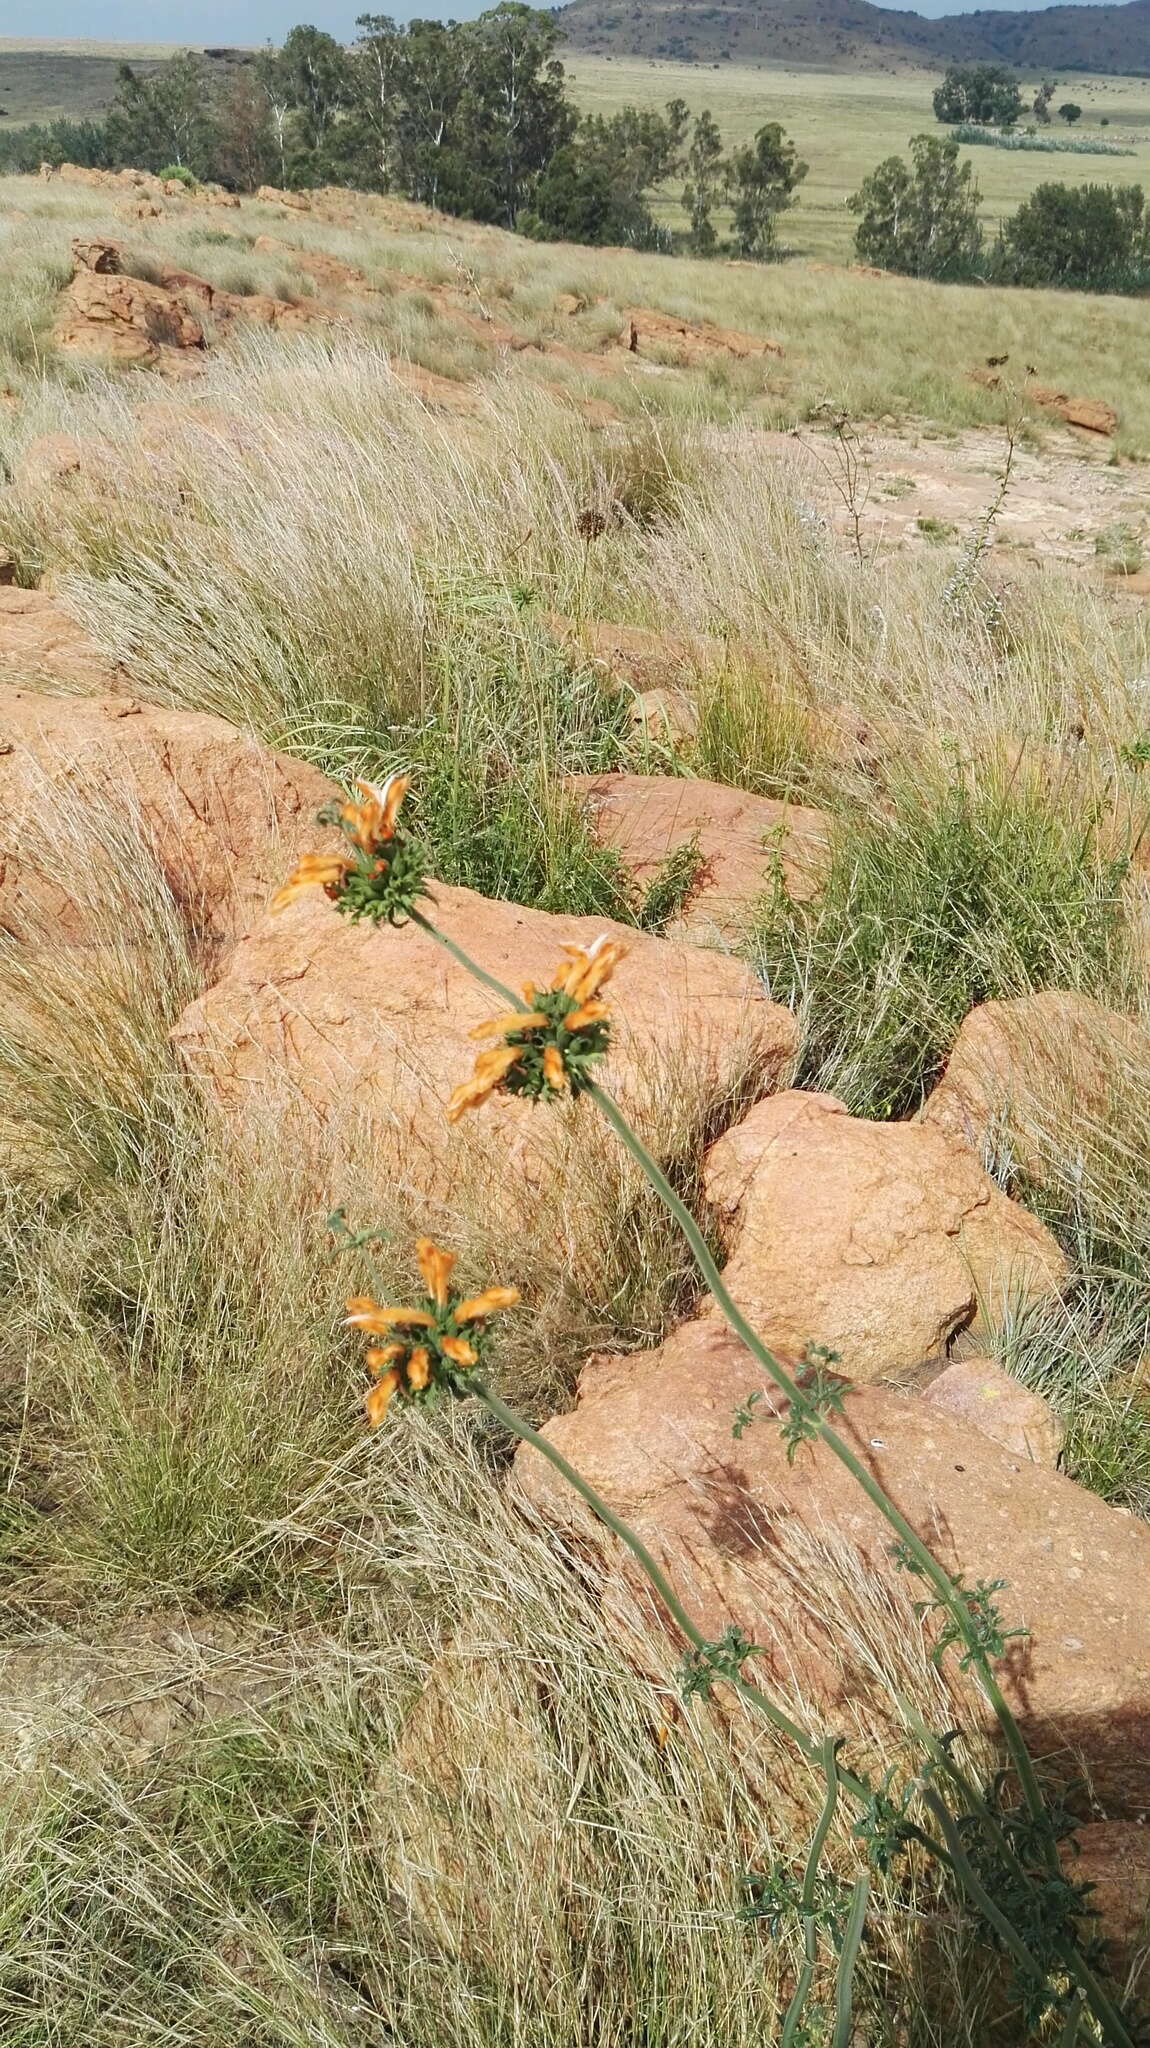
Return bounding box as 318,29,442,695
0,43,177,127
568,54,1150,261
558,0,1150,76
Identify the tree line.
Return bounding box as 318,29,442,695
0,6,806,258
932,63,1085,132
850,131,1150,293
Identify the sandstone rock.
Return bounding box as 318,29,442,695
513,1316,1150,1812
631,686,700,750
55,266,206,369
13,433,86,492
390,361,478,412
210,190,241,208
172,886,798,1224
922,1358,1063,1466
547,615,721,698
0,551,15,586
1029,386,1119,436
70,235,121,273
0,687,337,957
0,589,124,694
919,992,1147,1183
621,307,782,366
215,290,330,333
1060,1823,1150,1971
568,772,829,945
256,184,311,210
252,235,365,291
702,1091,1067,1381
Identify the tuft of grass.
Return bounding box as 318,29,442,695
749,759,1130,1119
638,831,707,931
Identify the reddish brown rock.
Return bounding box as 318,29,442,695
0,589,124,694
0,687,337,957
630,686,700,750
621,307,782,366
919,992,1147,1183
546,615,720,698
514,1316,1150,1812
70,235,122,273
55,265,206,369
922,1358,1063,1466
252,235,365,291
172,887,798,1222
569,772,829,944
13,434,87,492
702,1091,1067,1381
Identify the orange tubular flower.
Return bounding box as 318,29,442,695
271,853,353,913
552,935,628,1004
341,772,411,854
469,1011,547,1042
348,1234,519,1426
405,1346,432,1391
542,1044,567,1092
455,1285,520,1323
416,1235,456,1308
365,1367,402,1426
346,1297,436,1334
446,1043,523,1123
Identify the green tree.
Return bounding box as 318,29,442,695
522,97,684,248
726,120,807,258
1032,78,1056,124
213,64,278,190
996,180,1150,290
932,63,1023,128
682,109,725,255
104,52,219,175
849,133,983,280
265,24,351,181
1059,101,1083,124
461,3,575,226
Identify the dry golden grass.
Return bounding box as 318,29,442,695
1,172,1150,2043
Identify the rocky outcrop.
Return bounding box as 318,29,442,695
621,308,783,366
919,992,1147,1183
0,687,337,958
513,1316,1150,1813
922,1357,1064,1466
172,886,798,1223
0,589,125,695
569,772,829,945
702,1090,1067,1380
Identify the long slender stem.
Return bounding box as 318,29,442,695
471,1378,826,1770
409,908,1133,2047
585,1078,1054,1849
782,1739,843,2048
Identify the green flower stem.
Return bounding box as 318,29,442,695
470,1377,829,1772
584,1080,1052,1849
472,1378,1066,2020
410,907,523,1006
589,1078,1134,2048
409,909,1132,2047
831,1875,869,2048
781,1739,843,2048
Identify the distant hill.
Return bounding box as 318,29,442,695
556,0,1150,77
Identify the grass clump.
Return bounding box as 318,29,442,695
751,760,1129,1118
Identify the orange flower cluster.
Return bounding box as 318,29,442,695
271,772,411,913
446,935,626,1121
347,1236,518,1425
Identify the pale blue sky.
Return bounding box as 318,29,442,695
0,0,1120,44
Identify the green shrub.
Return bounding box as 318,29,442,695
848,135,984,281
749,766,1128,1119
